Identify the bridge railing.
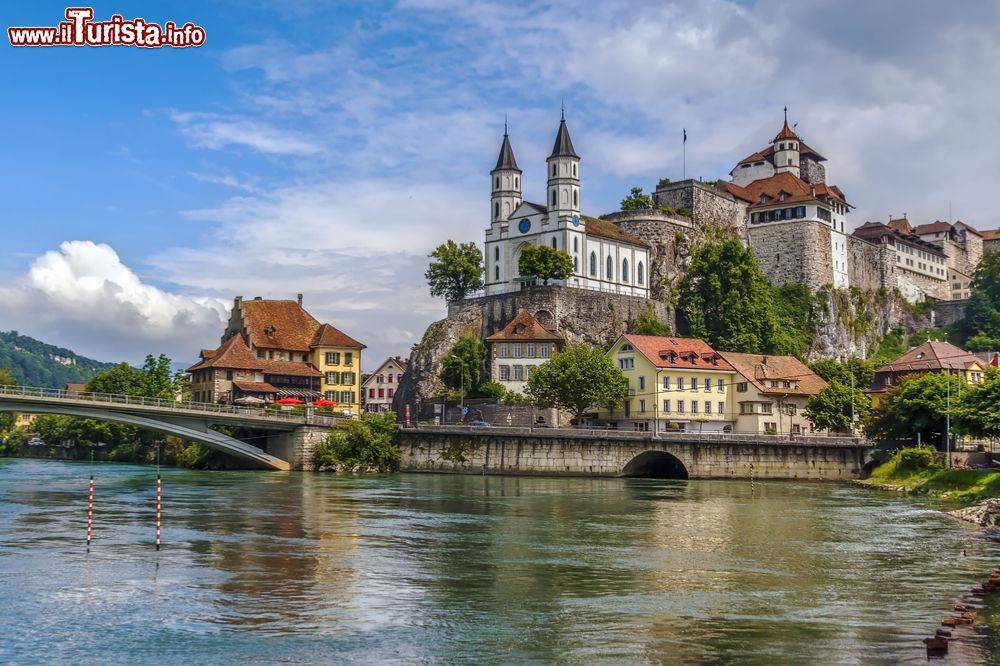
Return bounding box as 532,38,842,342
0,384,344,427
400,423,867,446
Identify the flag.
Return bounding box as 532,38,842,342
683,128,687,143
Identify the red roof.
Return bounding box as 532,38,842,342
232,381,278,393
622,334,735,371
914,221,952,236
718,352,826,396
241,299,321,351
982,229,1000,241
773,120,799,142
875,341,983,374
187,334,261,372
887,217,913,234
310,323,365,349
729,171,849,210
486,310,563,342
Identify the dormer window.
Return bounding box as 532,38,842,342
264,325,276,336
619,343,634,353
760,194,768,204
778,192,787,202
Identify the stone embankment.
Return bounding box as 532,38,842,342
948,499,1000,530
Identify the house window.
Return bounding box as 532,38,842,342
677,400,685,413
590,252,597,276
662,376,670,390
499,365,510,380
638,399,646,414
540,343,550,358
663,400,671,413
637,262,644,285
499,343,509,357
551,237,557,249
325,352,340,365
736,382,748,392
514,366,524,380
677,377,685,390
369,388,375,398
761,403,773,414
513,343,522,357
691,401,699,414
345,352,353,366
226,370,233,380
705,401,712,414
606,256,613,279
717,378,724,392
619,358,634,370
573,237,578,252
639,376,645,391
690,377,698,391
377,374,384,383
526,343,536,357
387,374,393,384
378,388,385,398
718,401,725,415
704,378,711,392
326,372,337,384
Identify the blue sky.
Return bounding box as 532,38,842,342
2,1,999,370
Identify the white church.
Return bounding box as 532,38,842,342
483,115,650,298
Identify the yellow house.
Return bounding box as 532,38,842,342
311,323,365,416
868,340,985,408
603,334,737,433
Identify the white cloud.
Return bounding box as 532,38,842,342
0,241,227,364
169,110,322,156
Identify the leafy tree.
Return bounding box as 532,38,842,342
769,284,814,357
525,343,627,420
86,362,147,396
959,252,1000,350
804,380,870,432
657,177,671,186
313,411,400,472
677,240,780,354
0,368,16,433
809,358,875,391
620,186,655,211
425,240,484,303
518,245,574,285
954,368,1000,438
630,303,672,336
440,335,485,396
866,372,963,444
474,381,506,400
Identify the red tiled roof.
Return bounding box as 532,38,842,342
260,360,323,377
581,216,650,248
733,171,849,210
914,221,952,236
982,229,1000,241
486,311,564,342
187,334,261,372
718,352,827,396
242,299,320,351
735,151,768,165
887,217,913,234
622,334,735,371
310,323,365,349
232,381,278,393
875,341,983,374
851,221,945,256
773,120,799,142
199,348,216,360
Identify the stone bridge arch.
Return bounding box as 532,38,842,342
621,450,689,479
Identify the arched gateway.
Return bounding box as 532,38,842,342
621,450,689,479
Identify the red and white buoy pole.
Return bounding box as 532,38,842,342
87,475,93,552
155,474,161,551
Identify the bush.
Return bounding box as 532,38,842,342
896,447,941,473
313,411,400,472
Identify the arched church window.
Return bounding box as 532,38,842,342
495,265,500,280
573,190,578,207
622,259,629,283
494,203,499,219
590,252,597,276
551,237,557,249
606,256,613,279
637,262,644,285
573,237,578,252
494,247,499,261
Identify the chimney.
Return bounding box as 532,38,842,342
297,293,303,307
762,355,769,366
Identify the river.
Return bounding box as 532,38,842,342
1,458,999,664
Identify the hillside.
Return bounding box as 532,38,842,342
0,331,115,388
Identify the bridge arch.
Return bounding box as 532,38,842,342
0,403,289,470
621,450,689,479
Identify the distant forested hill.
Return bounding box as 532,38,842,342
0,331,116,388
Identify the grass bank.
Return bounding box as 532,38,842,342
860,447,1000,502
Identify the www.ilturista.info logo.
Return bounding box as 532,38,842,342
8,8,206,48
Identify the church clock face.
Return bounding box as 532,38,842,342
518,219,531,234
572,214,580,226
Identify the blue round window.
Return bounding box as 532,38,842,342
518,219,531,234
572,215,580,226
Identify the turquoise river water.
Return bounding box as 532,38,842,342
2,458,1000,664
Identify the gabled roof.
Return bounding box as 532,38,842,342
232,380,278,393
621,334,735,371
486,310,563,342
518,201,549,216
851,221,945,256
241,299,321,352
875,340,984,375
493,132,521,172
718,352,827,396
261,360,323,377
581,216,650,248
955,221,981,236
982,229,1000,241
550,118,578,158
887,217,913,234
187,334,262,372
914,221,952,236
733,171,849,209
310,323,365,349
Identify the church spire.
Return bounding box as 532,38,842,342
550,113,578,158
493,120,520,173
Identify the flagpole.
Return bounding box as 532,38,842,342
682,128,687,180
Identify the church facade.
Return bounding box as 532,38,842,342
483,116,650,298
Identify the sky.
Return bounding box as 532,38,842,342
2,1,999,372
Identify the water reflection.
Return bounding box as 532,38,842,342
0,459,998,664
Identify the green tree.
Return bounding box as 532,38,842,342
959,252,1000,350
518,245,574,285
677,239,780,354
809,358,875,391
866,372,962,444
313,411,400,472
769,284,814,356
0,368,16,433
630,303,672,336
525,343,627,420
440,335,485,396
955,368,1000,437
620,186,654,211
86,362,147,396
425,240,484,303
804,380,870,432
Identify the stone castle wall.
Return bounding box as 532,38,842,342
601,209,693,300
847,236,895,292
748,220,833,290
653,180,747,239
932,299,968,328
897,268,951,302
799,156,826,185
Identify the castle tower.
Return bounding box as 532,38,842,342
772,107,800,178
490,123,522,223
546,110,580,222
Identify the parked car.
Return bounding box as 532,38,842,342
27,437,45,446
466,420,490,428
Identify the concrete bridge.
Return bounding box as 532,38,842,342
398,426,875,480
0,385,339,471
